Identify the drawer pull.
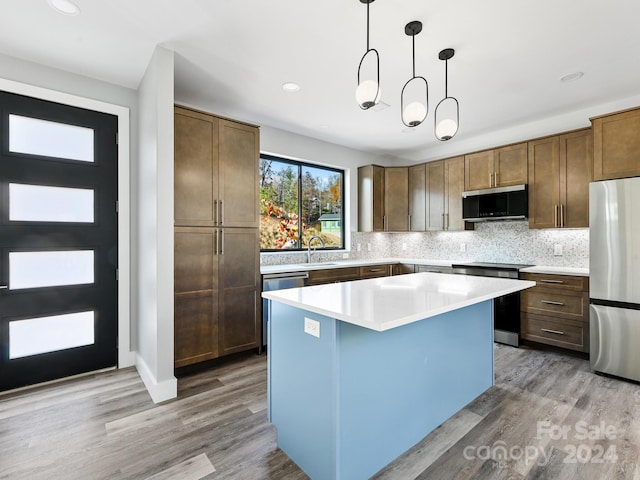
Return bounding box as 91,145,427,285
541,328,565,335
541,300,565,306
368,268,383,272
540,279,564,284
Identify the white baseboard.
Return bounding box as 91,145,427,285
135,355,177,404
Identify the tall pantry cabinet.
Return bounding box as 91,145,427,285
174,106,261,368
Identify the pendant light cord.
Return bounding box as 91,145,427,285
412,34,416,79
444,58,448,98
366,1,370,51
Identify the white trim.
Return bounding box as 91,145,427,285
135,354,177,403
0,77,134,368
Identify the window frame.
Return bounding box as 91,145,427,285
259,153,345,252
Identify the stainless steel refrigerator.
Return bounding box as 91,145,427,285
590,177,640,382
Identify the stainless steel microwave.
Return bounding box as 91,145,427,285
462,184,528,222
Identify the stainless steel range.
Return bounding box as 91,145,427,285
452,262,533,347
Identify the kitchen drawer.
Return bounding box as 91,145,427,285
392,263,415,275
520,273,588,292
306,267,360,285
359,264,391,279
416,265,453,274
521,313,588,352
521,289,588,320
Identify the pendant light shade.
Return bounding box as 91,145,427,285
401,21,428,128
435,48,459,141
356,0,380,110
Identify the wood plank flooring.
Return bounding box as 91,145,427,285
1,344,639,479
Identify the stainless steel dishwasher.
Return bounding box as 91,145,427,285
262,271,309,348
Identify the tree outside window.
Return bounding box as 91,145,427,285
260,155,344,251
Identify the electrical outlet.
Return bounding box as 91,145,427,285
554,244,563,256
460,243,467,253
342,252,349,259
304,317,320,338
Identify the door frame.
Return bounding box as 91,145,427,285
0,77,134,369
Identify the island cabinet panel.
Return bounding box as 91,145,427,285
408,163,426,231
464,143,527,190
357,165,385,232
592,107,640,181
520,273,589,353
174,105,260,367
528,129,591,229
267,300,494,480
384,167,409,231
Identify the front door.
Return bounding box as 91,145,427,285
0,91,118,391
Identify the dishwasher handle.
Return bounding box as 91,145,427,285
263,272,310,280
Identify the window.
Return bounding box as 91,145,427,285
260,154,344,251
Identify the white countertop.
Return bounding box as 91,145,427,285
263,272,536,332
519,266,589,277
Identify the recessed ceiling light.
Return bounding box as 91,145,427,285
47,0,81,15
560,72,584,83
282,82,300,92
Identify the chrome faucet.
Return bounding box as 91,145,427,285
307,235,325,263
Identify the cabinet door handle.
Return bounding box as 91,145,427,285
214,229,219,256
540,279,564,284
554,204,558,228
220,229,224,255
383,215,388,231
0,285,8,290
560,204,565,228
213,199,218,225
541,300,565,306
220,200,224,225
442,213,445,230
541,328,565,335
408,214,411,230
369,268,383,272
494,172,498,187
446,213,449,230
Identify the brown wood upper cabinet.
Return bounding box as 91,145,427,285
408,164,426,231
528,129,591,229
592,107,640,181
174,106,260,228
358,165,408,232
464,143,528,191
357,165,385,232
384,167,409,231
407,158,465,232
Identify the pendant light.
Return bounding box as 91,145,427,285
356,0,381,109
401,21,428,127
434,48,459,141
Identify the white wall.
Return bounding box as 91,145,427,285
136,46,176,403
0,53,136,368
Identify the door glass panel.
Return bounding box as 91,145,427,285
8,114,94,162
9,183,94,223
9,311,95,359
9,250,94,290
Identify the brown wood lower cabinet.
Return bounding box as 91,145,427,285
520,273,589,353
174,227,260,368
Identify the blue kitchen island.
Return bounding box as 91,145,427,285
263,272,534,480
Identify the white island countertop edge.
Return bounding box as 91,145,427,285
262,272,536,332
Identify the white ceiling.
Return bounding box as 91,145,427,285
3,0,640,162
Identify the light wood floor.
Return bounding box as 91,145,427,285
1,345,639,479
